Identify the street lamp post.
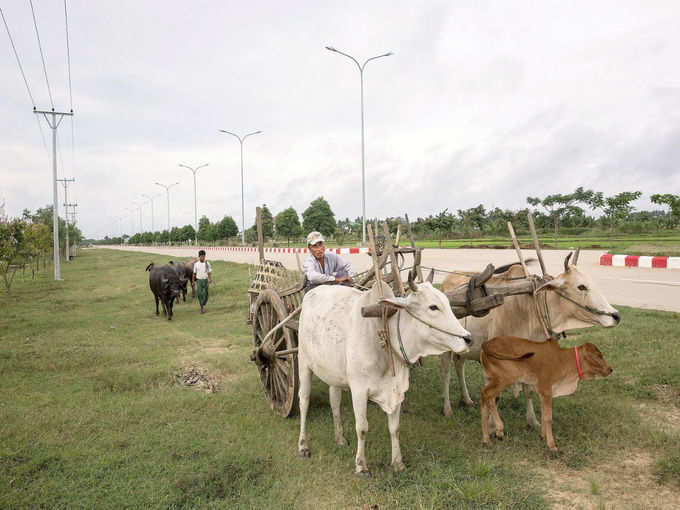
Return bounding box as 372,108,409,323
132,202,143,233
325,46,393,246
155,181,179,243
218,129,262,244
141,193,156,232
179,163,209,245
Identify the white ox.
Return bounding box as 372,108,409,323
297,280,471,475
439,253,620,426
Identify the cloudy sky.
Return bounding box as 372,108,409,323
2,0,679,238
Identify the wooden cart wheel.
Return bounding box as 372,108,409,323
252,289,299,417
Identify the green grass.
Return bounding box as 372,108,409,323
1,249,679,509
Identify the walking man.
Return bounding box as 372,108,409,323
302,231,355,291
193,249,213,314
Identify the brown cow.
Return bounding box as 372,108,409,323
480,335,612,451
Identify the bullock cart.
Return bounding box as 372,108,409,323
246,208,542,417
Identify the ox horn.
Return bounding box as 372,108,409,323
408,269,418,292
573,247,581,265
426,268,435,283
564,252,572,272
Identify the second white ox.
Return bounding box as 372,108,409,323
297,280,471,475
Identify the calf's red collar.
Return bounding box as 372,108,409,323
574,346,584,379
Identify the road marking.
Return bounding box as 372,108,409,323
600,277,680,287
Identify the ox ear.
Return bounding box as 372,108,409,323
534,276,566,293
379,297,409,309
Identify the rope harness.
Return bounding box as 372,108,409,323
395,308,470,367
532,276,618,340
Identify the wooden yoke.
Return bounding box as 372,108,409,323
367,223,396,377
405,213,424,283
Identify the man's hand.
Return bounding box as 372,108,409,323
336,275,353,285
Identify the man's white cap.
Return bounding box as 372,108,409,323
306,231,325,246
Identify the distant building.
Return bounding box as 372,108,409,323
0,197,6,223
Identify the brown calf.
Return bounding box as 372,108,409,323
480,336,612,451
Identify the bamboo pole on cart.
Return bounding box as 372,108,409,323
256,206,264,263
507,222,529,278
367,223,395,376
527,213,547,277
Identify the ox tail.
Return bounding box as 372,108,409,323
145,263,154,272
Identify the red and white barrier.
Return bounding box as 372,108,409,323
190,246,370,255
600,253,680,269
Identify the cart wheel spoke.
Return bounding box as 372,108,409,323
251,289,299,417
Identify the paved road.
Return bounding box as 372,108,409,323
102,246,680,313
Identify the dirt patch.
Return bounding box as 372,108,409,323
174,364,219,393
531,449,680,509
636,384,680,434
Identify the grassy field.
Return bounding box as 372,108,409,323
1,249,679,509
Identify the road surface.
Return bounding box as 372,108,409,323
101,245,680,313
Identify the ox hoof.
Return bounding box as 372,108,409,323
355,470,371,478
443,406,453,417
335,437,349,447
298,448,311,458
493,432,504,441
459,399,475,408
392,461,406,472
482,439,492,449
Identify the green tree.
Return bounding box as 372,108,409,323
197,215,212,241
302,197,336,238
587,191,642,251
261,204,274,240
527,187,594,248
0,218,25,292
428,209,455,248
216,216,238,240
274,207,302,246
181,225,196,242
651,193,680,228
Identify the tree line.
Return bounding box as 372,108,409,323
0,206,83,291
98,190,679,248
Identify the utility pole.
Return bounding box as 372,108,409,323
64,202,78,258
35,108,73,280
57,177,75,262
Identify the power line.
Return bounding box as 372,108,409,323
63,0,73,111
1,6,36,106
1,6,50,158
28,0,54,109
63,0,76,175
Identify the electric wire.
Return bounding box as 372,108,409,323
1,6,50,159
63,0,76,176
28,0,54,109
1,6,36,106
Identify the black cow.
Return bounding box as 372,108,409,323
168,260,190,302
146,263,182,320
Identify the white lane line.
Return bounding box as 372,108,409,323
600,277,680,287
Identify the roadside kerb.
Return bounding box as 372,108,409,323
600,253,680,269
